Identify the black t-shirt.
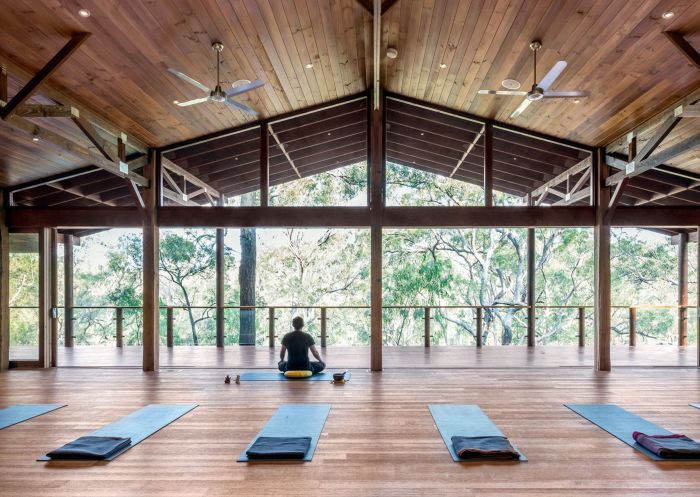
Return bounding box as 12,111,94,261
281,330,316,370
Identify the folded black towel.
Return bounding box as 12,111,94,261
633,432,700,458
47,436,132,460
246,436,311,460
451,435,520,460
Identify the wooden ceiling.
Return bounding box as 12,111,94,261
1,0,700,189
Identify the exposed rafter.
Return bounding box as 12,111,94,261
530,156,592,205
2,115,149,186
663,31,700,72
607,132,700,186
268,124,302,178
0,32,90,120
161,156,221,201
14,104,79,118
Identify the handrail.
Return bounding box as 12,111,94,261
9,303,693,349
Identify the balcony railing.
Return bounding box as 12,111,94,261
8,304,696,348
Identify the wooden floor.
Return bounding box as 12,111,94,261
11,344,700,368
1,366,700,496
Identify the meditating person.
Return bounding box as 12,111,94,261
278,316,326,374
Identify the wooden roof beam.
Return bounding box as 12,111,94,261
607,132,700,186
2,115,149,187
664,31,700,72
0,32,90,120
268,124,302,179
14,104,79,118
161,156,221,199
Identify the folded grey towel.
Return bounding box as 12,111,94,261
47,436,132,460
451,435,520,460
246,436,311,460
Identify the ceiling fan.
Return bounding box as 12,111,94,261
168,42,264,116
478,41,590,119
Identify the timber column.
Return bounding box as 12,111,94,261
142,151,160,372
369,90,384,372
0,191,9,370
593,147,611,371
64,234,74,347
678,231,688,347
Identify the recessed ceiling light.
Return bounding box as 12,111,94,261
31,129,40,142
439,63,447,69
32,136,40,142
501,79,521,90
420,132,425,136
78,8,90,17
573,98,581,104
305,63,313,69
173,100,180,104
327,132,332,136
387,47,398,59
234,157,238,161
662,11,674,19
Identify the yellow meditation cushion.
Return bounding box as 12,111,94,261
284,370,313,378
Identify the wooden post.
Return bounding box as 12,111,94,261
424,306,431,347
166,307,174,347
216,222,225,348
483,122,493,207
64,234,74,347
142,151,159,371
49,229,58,367
268,307,275,347
38,228,52,368
527,227,535,347
320,307,327,348
593,147,611,371
475,307,483,347
369,90,384,371
629,307,636,347
260,123,269,206
0,191,9,371
115,307,123,348
578,307,585,347
678,231,688,346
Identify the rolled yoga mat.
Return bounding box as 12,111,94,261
429,404,527,462
238,403,331,462
566,403,700,461
0,404,65,430
39,404,197,461
691,404,700,410
238,371,349,382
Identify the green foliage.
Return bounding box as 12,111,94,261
7,162,695,350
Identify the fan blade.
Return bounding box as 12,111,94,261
510,98,532,119
478,90,528,96
543,90,590,98
176,97,210,107
225,79,265,97
224,97,257,116
538,61,567,90
168,68,211,94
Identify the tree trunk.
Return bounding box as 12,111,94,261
239,193,257,345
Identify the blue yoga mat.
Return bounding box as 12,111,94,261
238,371,349,382
39,404,197,462
565,404,700,461
238,404,331,462
0,404,65,430
429,404,526,462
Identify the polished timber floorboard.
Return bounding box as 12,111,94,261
1,366,700,496
11,344,698,368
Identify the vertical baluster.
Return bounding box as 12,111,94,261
629,307,636,347
268,307,275,347
320,307,327,348
578,307,585,347
166,306,174,348
476,307,483,347
424,307,431,348
116,307,123,348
